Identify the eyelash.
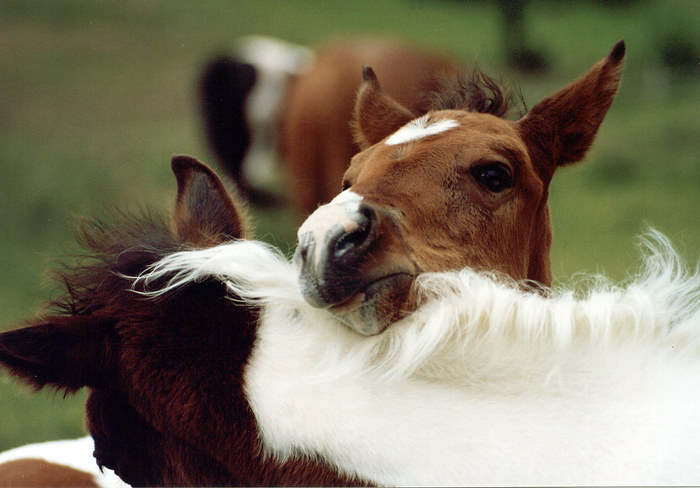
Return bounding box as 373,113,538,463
469,163,514,193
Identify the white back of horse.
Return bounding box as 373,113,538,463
145,231,700,486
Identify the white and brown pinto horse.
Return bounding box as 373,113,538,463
200,36,460,213
2,42,700,486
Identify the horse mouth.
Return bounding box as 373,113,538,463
325,272,416,336
293,193,418,335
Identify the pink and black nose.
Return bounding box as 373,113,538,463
293,191,378,308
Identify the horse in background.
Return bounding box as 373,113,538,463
199,36,313,207
199,36,461,215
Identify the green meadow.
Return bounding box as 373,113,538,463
0,0,698,451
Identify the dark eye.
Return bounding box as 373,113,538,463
341,180,351,191
469,163,513,193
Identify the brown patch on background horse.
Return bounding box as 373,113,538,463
295,41,626,335
279,39,460,215
200,37,461,215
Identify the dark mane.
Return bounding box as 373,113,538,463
49,209,182,317
42,210,251,485
426,67,525,118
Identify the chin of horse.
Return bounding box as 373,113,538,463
327,272,415,335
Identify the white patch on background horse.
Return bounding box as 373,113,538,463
232,36,314,187
136,230,700,486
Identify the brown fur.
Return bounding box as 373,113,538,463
427,66,523,118
0,156,369,486
351,66,418,150
0,459,98,488
172,154,249,245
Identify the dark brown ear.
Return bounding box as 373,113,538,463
352,66,417,150
172,155,248,246
518,41,625,179
0,317,111,392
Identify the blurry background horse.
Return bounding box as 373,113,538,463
1,0,699,459
199,36,461,215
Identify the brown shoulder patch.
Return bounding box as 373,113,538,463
0,458,98,487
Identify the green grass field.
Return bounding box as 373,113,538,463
1,0,698,452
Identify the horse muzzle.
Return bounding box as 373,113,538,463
293,190,416,335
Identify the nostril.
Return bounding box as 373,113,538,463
335,220,370,259
358,203,375,223
293,232,316,270
298,245,308,263
333,204,377,260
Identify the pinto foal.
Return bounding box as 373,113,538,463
1,40,623,486
296,41,627,334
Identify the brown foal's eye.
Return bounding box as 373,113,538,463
469,163,513,193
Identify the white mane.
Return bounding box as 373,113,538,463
135,231,700,485
135,231,699,379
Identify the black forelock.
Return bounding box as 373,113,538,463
425,66,526,119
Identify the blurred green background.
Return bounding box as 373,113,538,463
1,0,698,452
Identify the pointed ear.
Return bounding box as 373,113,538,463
172,155,249,246
518,41,625,179
352,66,417,150
0,317,111,392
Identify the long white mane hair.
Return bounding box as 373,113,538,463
136,230,699,377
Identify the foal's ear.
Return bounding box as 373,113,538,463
172,155,248,246
0,317,111,392
352,66,417,150
518,41,625,178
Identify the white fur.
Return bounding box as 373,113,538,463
0,436,130,488
136,231,700,486
327,188,363,206
385,114,459,145
296,190,364,268
233,36,314,188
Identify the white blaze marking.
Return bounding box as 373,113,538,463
328,189,363,206
385,115,459,146
296,191,364,268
